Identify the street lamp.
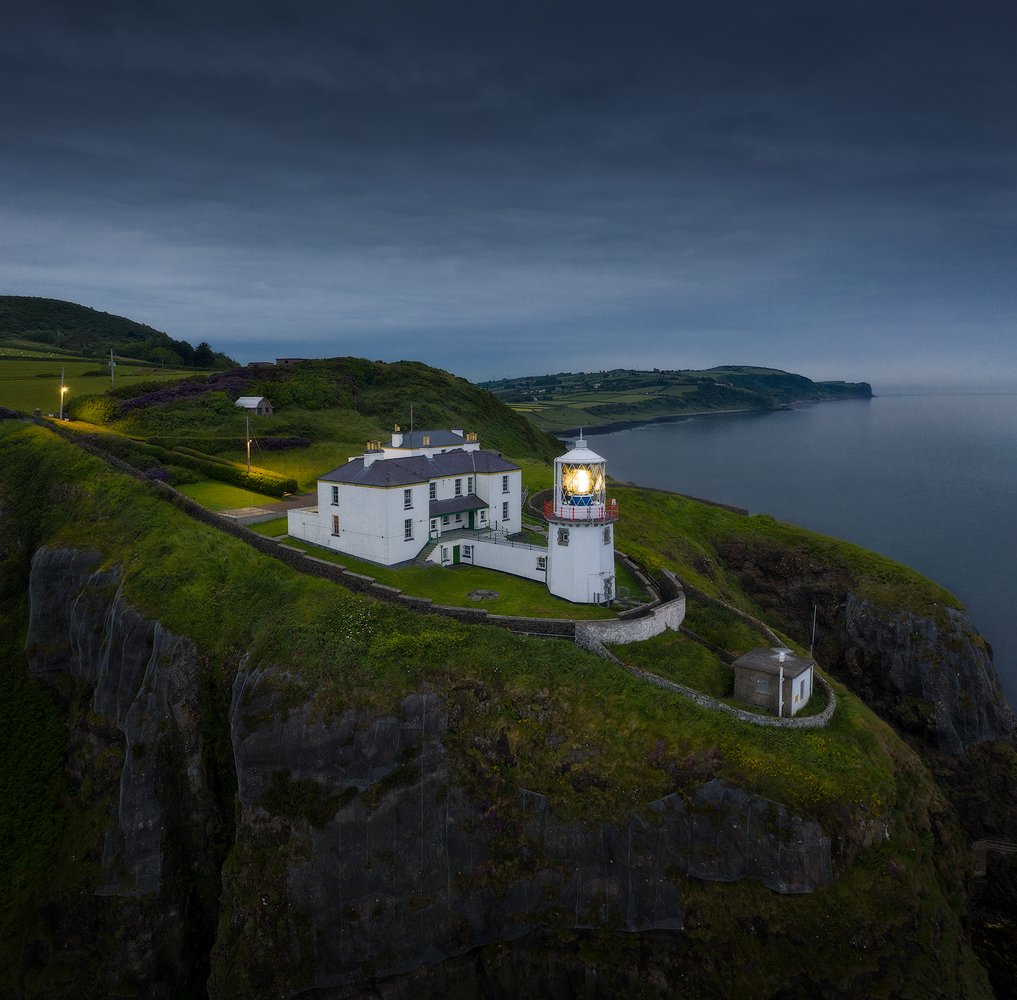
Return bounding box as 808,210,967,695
59,368,69,420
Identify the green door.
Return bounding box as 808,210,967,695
468,511,475,529
452,545,461,565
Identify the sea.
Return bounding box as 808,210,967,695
589,393,1017,711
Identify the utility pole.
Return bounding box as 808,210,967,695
246,414,252,473
59,367,66,420
109,349,116,388
809,605,817,657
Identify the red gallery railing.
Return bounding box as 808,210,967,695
544,499,619,522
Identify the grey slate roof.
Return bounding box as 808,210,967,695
321,448,519,487
429,494,486,517
732,648,814,678
393,429,466,448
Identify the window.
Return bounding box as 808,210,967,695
429,518,437,533
429,482,436,500
455,478,462,497
403,488,413,509
557,527,570,546
537,555,547,571
502,475,509,493
441,546,449,563
331,514,340,536
754,676,770,694
442,515,450,526
330,485,339,505
502,501,509,521
404,518,413,540
603,526,612,545
463,545,472,558
480,510,487,522
467,476,473,493
455,513,462,523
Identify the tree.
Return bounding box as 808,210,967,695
193,341,215,367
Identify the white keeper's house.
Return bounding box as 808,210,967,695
287,426,619,604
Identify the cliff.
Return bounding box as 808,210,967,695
714,538,1015,755
0,422,997,998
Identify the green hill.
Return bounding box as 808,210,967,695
67,356,563,491
0,417,995,998
0,295,235,368
483,366,873,433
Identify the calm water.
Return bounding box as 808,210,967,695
592,394,1017,709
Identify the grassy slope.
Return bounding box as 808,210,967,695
79,358,561,492
0,357,201,415
0,420,991,995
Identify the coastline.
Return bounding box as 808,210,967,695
552,395,873,439
553,406,763,439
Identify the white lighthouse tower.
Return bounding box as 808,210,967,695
545,437,618,604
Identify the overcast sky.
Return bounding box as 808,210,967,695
1,1,1014,387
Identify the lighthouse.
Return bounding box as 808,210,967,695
545,437,618,603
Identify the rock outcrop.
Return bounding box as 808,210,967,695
215,669,831,994
716,539,1014,754
24,546,219,997
21,546,833,998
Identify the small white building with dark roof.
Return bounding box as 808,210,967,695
287,427,521,565
733,647,815,716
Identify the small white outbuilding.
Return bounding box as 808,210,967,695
235,396,273,416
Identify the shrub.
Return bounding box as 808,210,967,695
67,394,120,425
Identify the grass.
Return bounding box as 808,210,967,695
0,420,994,999
0,358,199,415
0,414,959,825
280,535,620,620
614,630,734,698
177,480,285,512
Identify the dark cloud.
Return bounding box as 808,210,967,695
1,0,1014,385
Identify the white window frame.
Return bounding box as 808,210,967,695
404,518,413,540
455,478,463,497
502,501,509,521
330,485,339,505
502,474,509,493
467,476,473,493
403,488,413,509
331,514,340,536
537,555,547,571
429,482,437,500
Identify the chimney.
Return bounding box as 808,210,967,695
451,428,464,438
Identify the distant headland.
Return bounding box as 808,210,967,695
479,366,872,434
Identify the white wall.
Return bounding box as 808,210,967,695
546,520,615,603
470,538,547,581
287,508,325,545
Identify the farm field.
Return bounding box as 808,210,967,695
0,357,201,415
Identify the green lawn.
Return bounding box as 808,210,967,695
0,358,199,415
277,534,625,619
178,480,285,512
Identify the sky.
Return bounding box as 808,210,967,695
1,0,1014,388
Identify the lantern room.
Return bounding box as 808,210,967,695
547,438,618,523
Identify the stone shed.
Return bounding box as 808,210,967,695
733,647,814,717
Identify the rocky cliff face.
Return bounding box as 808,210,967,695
22,546,833,998
215,669,830,996
22,546,228,998
716,539,1014,754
